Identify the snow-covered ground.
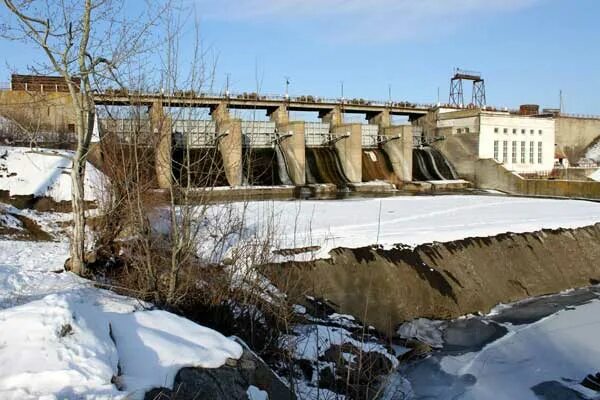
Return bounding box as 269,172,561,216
212,195,600,260
401,292,600,399
0,238,242,400
0,146,102,201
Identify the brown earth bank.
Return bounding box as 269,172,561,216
263,224,600,336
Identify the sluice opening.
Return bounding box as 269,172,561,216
413,146,459,181
242,146,292,186
172,147,230,187
305,147,350,186
361,149,400,185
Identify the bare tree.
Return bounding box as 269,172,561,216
1,0,165,274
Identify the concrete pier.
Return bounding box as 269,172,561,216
277,121,306,185
211,103,242,186
269,105,306,185
332,124,362,183
381,125,413,182
149,101,173,189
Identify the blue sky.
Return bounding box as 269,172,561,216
1,0,599,114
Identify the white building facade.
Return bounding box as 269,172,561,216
436,108,555,174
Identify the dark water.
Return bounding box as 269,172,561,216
242,146,292,186
172,147,230,187
412,147,459,181
361,149,400,184
305,147,350,185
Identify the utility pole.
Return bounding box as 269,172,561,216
388,84,392,104
340,80,344,101
437,87,440,104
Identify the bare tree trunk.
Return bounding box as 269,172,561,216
70,109,93,275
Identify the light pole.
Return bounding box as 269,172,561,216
225,73,230,97
284,76,290,99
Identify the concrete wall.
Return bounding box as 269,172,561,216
0,89,76,133
332,124,362,183
432,131,480,181
474,158,600,199
555,116,600,164
265,224,600,335
277,121,306,185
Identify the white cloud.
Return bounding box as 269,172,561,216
195,0,539,42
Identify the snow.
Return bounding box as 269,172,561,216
585,140,600,162
212,195,600,260
247,385,269,400
0,146,103,201
0,236,243,399
589,168,600,182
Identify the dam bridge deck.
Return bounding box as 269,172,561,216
93,91,431,119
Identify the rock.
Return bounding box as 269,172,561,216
144,341,295,400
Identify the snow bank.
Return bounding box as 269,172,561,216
0,146,102,201
0,239,242,399
211,195,600,261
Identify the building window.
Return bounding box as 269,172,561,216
538,130,543,135
530,129,534,135
457,128,462,134
521,141,526,163
529,141,535,164
503,141,508,163
521,129,525,134
494,127,499,133
503,128,508,134
465,127,470,133
512,129,517,134
494,140,499,161
511,141,517,163
538,142,543,164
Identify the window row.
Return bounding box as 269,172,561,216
493,127,543,135
493,140,543,164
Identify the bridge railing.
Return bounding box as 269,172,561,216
96,88,435,110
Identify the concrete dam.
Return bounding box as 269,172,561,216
97,101,463,194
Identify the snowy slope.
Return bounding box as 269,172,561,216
0,146,102,201
211,195,600,260
0,239,242,400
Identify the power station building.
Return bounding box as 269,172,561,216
420,107,556,178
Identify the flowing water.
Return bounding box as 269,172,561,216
242,147,292,186
412,146,459,181
305,147,350,185
361,148,400,184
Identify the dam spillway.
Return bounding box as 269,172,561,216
413,146,459,181
361,149,399,185
172,147,230,187
305,147,350,186
242,146,292,186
